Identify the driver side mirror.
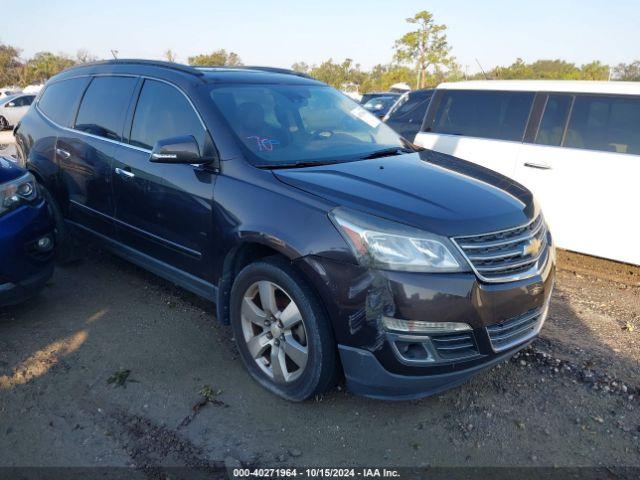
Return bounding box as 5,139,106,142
6,102,15,108
150,135,207,164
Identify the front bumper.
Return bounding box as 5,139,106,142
296,246,555,399
338,340,533,400
0,263,54,307
0,199,55,307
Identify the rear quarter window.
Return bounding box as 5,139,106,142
564,95,640,155
38,77,90,127
428,90,534,142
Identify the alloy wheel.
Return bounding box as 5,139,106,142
240,280,309,384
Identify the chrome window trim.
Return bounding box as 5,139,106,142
36,103,152,153
35,73,208,153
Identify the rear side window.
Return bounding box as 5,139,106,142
429,90,534,141
130,79,205,151
565,95,640,155
75,76,138,141
38,77,89,127
535,94,572,147
12,96,35,107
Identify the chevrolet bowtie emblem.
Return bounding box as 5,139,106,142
523,238,542,256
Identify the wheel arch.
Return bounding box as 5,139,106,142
216,239,296,325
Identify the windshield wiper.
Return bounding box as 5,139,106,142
262,160,343,170
359,147,415,160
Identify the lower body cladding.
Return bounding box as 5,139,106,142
0,200,55,307
296,250,555,400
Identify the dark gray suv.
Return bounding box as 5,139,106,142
15,60,555,401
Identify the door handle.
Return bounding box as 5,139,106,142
55,147,71,159
115,167,135,179
523,162,552,170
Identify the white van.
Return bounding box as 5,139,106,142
414,80,640,266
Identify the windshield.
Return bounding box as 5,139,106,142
363,96,395,110
209,84,405,166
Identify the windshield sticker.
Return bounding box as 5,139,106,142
350,106,381,129
247,136,280,152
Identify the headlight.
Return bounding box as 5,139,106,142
0,172,40,216
329,207,469,273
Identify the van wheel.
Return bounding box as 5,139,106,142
40,185,84,264
230,256,338,401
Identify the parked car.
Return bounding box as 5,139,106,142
383,89,434,140
362,95,399,119
0,94,36,130
360,91,401,106
16,60,555,400
0,157,55,307
0,89,21,99
414,80,640,266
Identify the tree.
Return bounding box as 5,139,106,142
76,49,97,64
306,58,366,90
24,52,75,85
393,10,454,89
613,61,640,81
291,61,309,74
0,42,22,87
163,49,177,63
580,61,609,80
478,58,610,81
188,49,242,66
359,64,416,92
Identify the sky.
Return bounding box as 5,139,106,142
3,0,639,73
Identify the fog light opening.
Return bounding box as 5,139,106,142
394,340,431,361
36,235,54,252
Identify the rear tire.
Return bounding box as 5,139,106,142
40,185,84,264
230,256,339,401
0,116,8,130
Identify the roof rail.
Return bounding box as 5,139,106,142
195,65,313,79
65,59,204,77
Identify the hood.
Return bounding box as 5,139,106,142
0,156,26,184
273,150,536,237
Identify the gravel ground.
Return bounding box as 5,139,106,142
0,247,638,471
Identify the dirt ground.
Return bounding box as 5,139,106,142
1,130,639,473
0,244,638,472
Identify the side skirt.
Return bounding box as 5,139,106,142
68,221,218,303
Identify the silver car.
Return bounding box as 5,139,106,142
0,94,36,130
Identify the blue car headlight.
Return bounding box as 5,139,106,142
0,172,40,217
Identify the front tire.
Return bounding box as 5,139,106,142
40,185,84,264
230,256,338,401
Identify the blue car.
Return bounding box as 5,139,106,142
0,156,55,307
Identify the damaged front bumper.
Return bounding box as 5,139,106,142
295,249,555,400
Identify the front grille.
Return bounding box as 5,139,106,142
452,215,550,282
431,331,479,360
486,307,543,352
